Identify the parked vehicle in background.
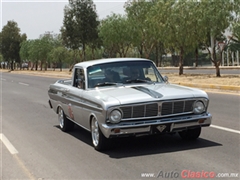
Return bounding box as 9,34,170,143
1,62,8,68
48,58,212,151
21,62,28,69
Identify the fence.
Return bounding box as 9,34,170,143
221,50,239,66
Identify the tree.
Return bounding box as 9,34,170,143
0,53,3,68
125,0,158,59
229,0,240,50
197,0,235,77
151,0,199,74
99,13,132,57
20,40,33,70
48,47,72,71
0,20,27,70
39,35,55,70
61,0,99,63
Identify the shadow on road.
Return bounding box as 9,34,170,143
55,125,221,159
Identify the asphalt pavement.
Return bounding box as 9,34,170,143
1,73,239,180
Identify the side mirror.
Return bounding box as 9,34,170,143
163,76,168,83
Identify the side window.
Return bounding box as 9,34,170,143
74,68,85,89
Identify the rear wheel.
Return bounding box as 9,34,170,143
178,127,201,140
58,107,74,132
91,117,108,151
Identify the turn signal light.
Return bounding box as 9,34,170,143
113,128,120,133
198,119,205,124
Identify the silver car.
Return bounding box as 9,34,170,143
48,58,212,151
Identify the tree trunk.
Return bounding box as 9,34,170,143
60,60,62,72
215,64,221,77
91,48,95,60
145,53,150,59
35,61,38,71
45,60,47,71
40,61,43,71
159,42,164,67
83,43,86,61
138,44,143,58
195,48,198,67
11,61,14,71
155,43,159,67
179,47,184,75
31,63,34,71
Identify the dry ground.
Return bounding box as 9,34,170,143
163,73,240,86
1,69,239,92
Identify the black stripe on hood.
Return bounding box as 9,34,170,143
132,86,163,98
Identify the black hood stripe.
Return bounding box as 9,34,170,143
132,86,163,98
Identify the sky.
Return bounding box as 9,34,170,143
1,0,127,40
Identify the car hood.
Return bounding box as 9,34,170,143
86,83,208,105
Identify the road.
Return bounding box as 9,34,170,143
1,73,240,180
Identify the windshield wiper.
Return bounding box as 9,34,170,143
94,82,120,87
125,79,153,84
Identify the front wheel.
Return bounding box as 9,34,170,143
58,107,74,132
178,127,201,140
91,117,108,151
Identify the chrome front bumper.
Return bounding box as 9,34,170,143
100,113,212,138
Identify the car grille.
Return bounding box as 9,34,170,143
120,100,195,119
161,100,195,115
120,103,158,119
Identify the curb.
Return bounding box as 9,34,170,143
177,82,240,91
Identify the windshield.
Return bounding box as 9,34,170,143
87,61,164,88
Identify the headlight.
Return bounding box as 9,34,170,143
109,110,122,123
193,101,205,114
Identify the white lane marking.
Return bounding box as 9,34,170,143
19,82,29,86
0,133,19,154
0,133,36,179
211,125,240,134
1,78,6,81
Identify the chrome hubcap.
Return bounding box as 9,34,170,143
91,118,99,147
58,109,64,128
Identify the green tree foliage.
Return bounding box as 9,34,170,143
149,0,236,76
99,13,132,57
151,0,203,75
48,47,72,71
0,20,27,70
20,33,62,71
197,0,235,76
125,0,158,59
228,0,240,50
37,37,53,70
20,40,32,61
61,0,99,62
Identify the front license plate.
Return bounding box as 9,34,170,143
155,124,172,133
157,125,167,132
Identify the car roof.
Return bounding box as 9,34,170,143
74,58,152,69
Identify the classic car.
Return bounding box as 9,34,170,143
48,58,212,151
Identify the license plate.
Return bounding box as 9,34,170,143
156,125,167,132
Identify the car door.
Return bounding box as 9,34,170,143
69,68,85,127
